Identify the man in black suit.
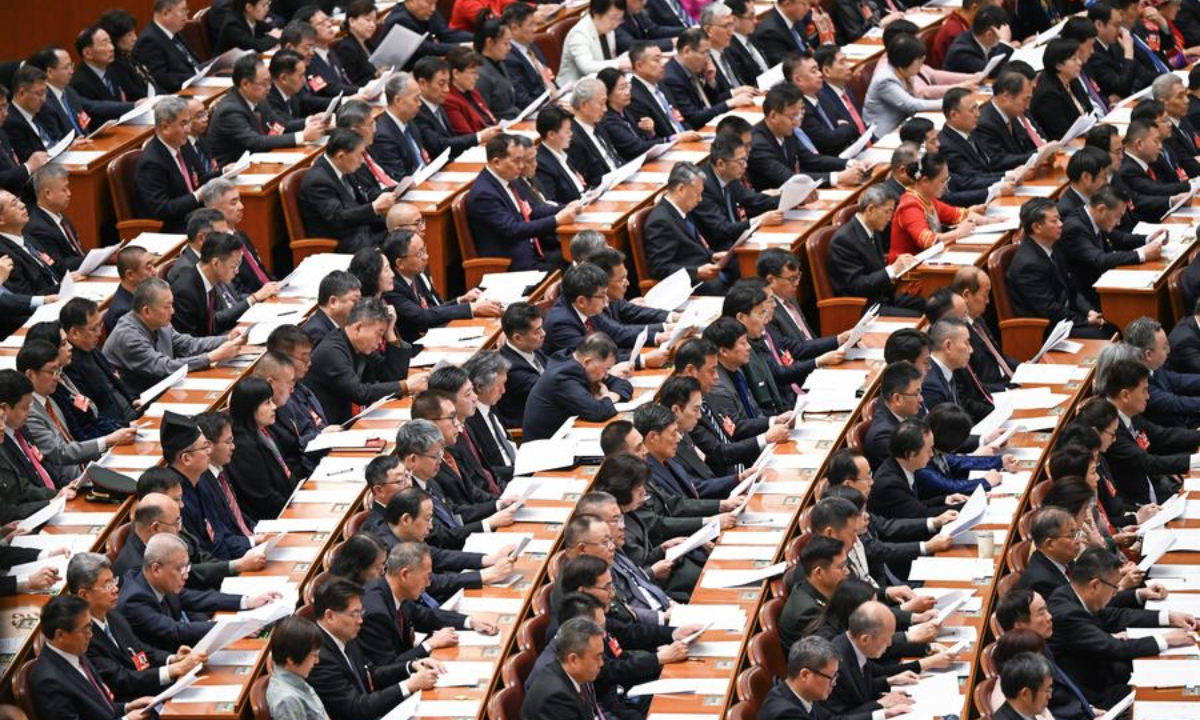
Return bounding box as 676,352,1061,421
133,0,202,92
1016,507,1086,600
662,30,755,131
61,298,140,424
1060,185,1159,306
1006,197,1112,339
759,636,850,720
28,46,132,138
643,161,733,295
757,248,850,362
170,231,267,336
208,54,325,166
940,88,1010,181
412,56,500,158
1047,547,1196,708
1126,316,1200,429
751,0,814,66
199,179,277,297
304,271,361,345
66,552,202,701
1155,74,1200,179
1085,1,1151,102
498,302,548,428
793,50,857,157
383,0,472,67
520,617,610,720
869,419,968,521
358,542,495,666
922,318,994,423
943,6,1014,75
992,654,1057,720
749,83,858,191
26,164,85,275
726,0,772,84
374,71,432,181
1169,300,1200,373
0,189,61,303
309,577,439,720
30,594,156,720
821,601,915,718
72,25,132,104
1058,144,1116,221
524,332,633,441
299,129,395,252
415,385,502,503
133,96,207,233
295,6,360,98
535,106,588,204
618,0,678,51
384,231,500,344
828,185,925,317
694,134,783,250
701,2,755,90
779,536,849,651
566,77,624,188
972,71,1046,173
628,41,694,139
1118,118,1192,223
3,66,63,162
503,3,556,110
463,351,518,484
0,88,49,194
305,297,421,424
266,49,314,124
950,267,1016,391
814,45,872,151
544,263,655,356
1100,359,1200,506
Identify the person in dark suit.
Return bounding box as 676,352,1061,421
1006,198,1112,339
921,318,994,422
61,298,140,424
0,89,46,194
266,49,315,125
373,72,433,181
308,578,438,720
334,2,379,86
821,601,915,718
749,84,854,191
628,42,696,139
462,351,518,484
1157,74,1200,179
535,106,588,204
1016,507,1089,599
942,6,1015,76
523,332,633,441
779,537,848,652
207,55,324,166
170,231,261,336
869,419,968,521
0,189,61,300
503,3,556,110
132,0,202,92
3,66,63,162
1059,186,1158,307
292,6,360,98
597,67,681,161
30,594,157,720
66,552,202,701
618,0,677,52
198,180,275,297
27,47,132,138
807,46,871,155
358,543,494,666
298,130,393,253
133,97,207,233
465,134,577,272
751,0,814,66
725,0,772,83
1084,2,1144,102
991,653,1057,720
411,56,497,159
759,635,851,720
693,134,783,250
414,386,502,504
383,231,499,344
302,271,362,351
25,165,84,275
756,248,844,352
566,78,623,189
1031,39,1099,143
661,30,754,130
544,264,655,356
1169,302,1200,374
828,186,925,317
1125,316,1200,429
939,88,1007,181
971,72,1044,173
1100,359,1200,506
382,0,473,67
305,297,418,425
215,0,281,54
72,25,135,105
1118,118,1192,223
498,302,549,428
948,267,1016,391
521,617,610,720
1047,548,1196,707
475,16,519,122
642,162,733,295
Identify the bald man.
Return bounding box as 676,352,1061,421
950,266,1016,391
386,202,424,233
823,600,915,718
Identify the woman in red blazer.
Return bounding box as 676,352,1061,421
443,47,499,135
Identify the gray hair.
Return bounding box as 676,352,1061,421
462,350,511,393
569,230,609,264
199,178,237,207
575,491,618,516
787,636,839,678
154,0,187,11
857,184,896,211
848,601,889,638
143,533,188,570
554,617,604,662
1123,316,1162,351
1093,342,1145,396
66,552,112,594
385,541,430,574
345,296,391,325
1152,73,1184,102
154,95,189,127
890,142,920,171
394,419,444,457
32,163,69,194
384,71,415,102
132,277,171,313
700,2,733,25
571,77,607,109
666,161,704,191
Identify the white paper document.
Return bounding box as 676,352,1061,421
16,496,67,532
668,604,747,630
137,365,187,406
514,439,576,475
627,678,729,698
909,557,995,581
939,485,988,537
700,562,788,589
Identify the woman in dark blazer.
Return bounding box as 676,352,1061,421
334,0,380,86
215,0,282,54
596,67,678,161
347,246,395,300
96,9,157,100
443,47,498,135
1030,38,1096,143
227,377,296,522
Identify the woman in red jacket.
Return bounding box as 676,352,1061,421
889,152,990,262
443,47,499,135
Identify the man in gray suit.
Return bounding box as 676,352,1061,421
102,278,245,395
16,340,136,481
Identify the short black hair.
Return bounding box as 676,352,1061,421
536,105,573,138
270,616,325,666
880,360,922,400
889,418,930,459
801,534,845,575
674,338,716,372
563,264,610,304
0,369,34,406
313,577,364,618
1019,197,1057,235
41,593,90,640
994,587,1036,632
1066,146,1112,182
926,403,973,452
702,316,748,351
592,452,649,506
825,449,864,486
756,248,800,279
559,553,608,594
384,487,430,525
599,419,635,456
632,403,675,437
973,5,1007,34
501,301,543,336
1101,359,1150,398
884,329,931,366
809,496,858,535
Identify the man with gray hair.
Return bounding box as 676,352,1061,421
462,350,517,481
103,277,246,394
117,533,278,649
1125,315,1200,428
825,600,915,718
133,95,207,233
199,178,278,297
923,317,994,422
166,207,228,285
700,2,746,92
1154,72,1200,178
521,616,608,720
759,636,843,720
26,164,84,273
569,230,610,265
67,552,204,700
568,76,624,186
375,72,432,181
133,0,202,92
524,332,632,440
828,183,927,317
207,54,325,166
643,161,732,295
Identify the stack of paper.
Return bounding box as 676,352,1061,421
909,557,994,581
1131,659,1200,687
668,604,747,630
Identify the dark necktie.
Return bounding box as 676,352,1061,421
172,36,198,70
594,130,620,169
461,433,500,495
430,491,460,528
599,33,613,60
206,289,216,334
731,370,758,419
488,412,515,464
1048,654,1092,714
405,125,427,170
81,657,114,709
60,93,84,134
666,459,700,498
724,183,738,222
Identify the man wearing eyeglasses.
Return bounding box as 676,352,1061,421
692,134,783,251
759,636,848,720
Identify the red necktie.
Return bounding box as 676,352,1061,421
443,451,463,478
1018,116,1046,149
762,333,802,397
240,241,270,284
16,432,55,489
216,470,253,537
175,150,194,191
964,363,993,404
60,217,83,254
462,432,500,495
365,154,397,188
81,658,114,709
1148,166,1158,181
783,300,813,341
972,322,1012,378
584,317,596,333
45,401,74,443
840,91,867,134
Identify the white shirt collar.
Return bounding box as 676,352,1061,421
46,643,86,673
847,633,869,668
507,342,543,370
314,46,330,62
86,63,108,79
319,624,350,656
0,232,26,250
1117,409,1134,430
564,666,582,693
665,196,690,220
900,463,916,488
931,354,954,382
199,267,215,294
208,463,224,476
485,165,511,188
633,74,659,93
32,392,49,407
1083,206,1101,236
154,20,176,39
40,205,64,225
788,684,814,712
420,97,441,115
990,101,1011,125
573,305,592,325
1033,239,1055,259
1125,151,1149,172
386,110,408,131
13,103,39,128
48,86,67,103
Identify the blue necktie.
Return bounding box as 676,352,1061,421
667,459,700,498
404,125,426,170
652,84,687,133
420,592,439,608
794,127,819,155
791,22,808,52
1133,34,1171,73
431,494,460,528
103,73,118,97
615,553,671,608
60,94,84,134
1048,654,1092,713
1079,71,1108,115
812,99,834,130
731,370,758,419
